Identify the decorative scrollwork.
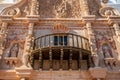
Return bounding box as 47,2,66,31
1,8,21,18
99,7,120,17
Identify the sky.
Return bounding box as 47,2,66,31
1,0,120,3
2,0,14,3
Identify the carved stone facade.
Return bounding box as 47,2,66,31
0,0,120,80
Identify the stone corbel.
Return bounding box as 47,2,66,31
5,57,19,67
104,58,119,70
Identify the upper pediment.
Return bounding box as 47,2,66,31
0,0,120,19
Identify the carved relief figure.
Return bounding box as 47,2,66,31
54,0,68,18
39,0,81,18
88,0,101,16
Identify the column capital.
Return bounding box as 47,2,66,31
86,22,92,28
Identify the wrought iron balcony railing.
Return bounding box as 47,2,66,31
33,33,90,51
31,33,92,70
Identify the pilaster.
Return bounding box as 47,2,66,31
86,22,96,54
0,22,8,59
23,22,35,67
0,15,12,60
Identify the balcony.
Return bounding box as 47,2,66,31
31,33,92,70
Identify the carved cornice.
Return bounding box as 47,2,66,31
0,15,120,27
107,16,120,25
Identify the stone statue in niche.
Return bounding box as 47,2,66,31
102,43,113,58
9,43,19,57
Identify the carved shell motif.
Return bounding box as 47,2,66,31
1,8,21,18
99,7,120,17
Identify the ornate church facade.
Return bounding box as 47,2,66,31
0,0,120,80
